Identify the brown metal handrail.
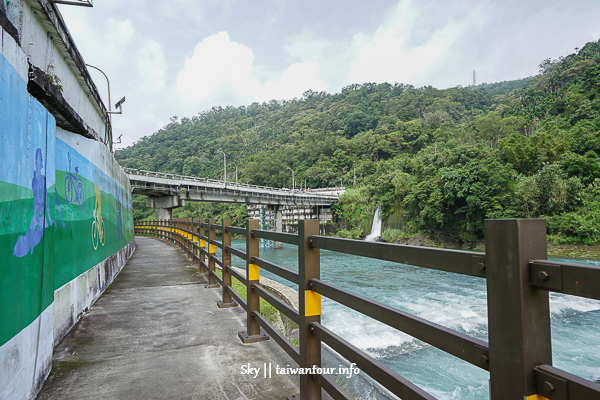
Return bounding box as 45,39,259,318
310,278,490,370
311,235,487,278
134,218,600,400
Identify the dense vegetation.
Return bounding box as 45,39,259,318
118,40,600,245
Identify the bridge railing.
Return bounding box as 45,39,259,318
134,218,600,400
124,167,342,197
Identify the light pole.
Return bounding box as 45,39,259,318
85,64,125,148
287,167,295,189
220,151,226,182
235,166,238,184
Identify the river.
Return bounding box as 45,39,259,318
228,239,600,399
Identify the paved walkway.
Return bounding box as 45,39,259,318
36,236,298,400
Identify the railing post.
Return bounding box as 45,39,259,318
170,219,174,243
206,218,220,288
182,218,187,254
191,218,199,266
238,219,269,343
297,220,321,400
172,219,176,244
198,218,207,275
218,218,237,308
188,218,193,258
178,219,183,250
485,219,551,399
185,218,191,258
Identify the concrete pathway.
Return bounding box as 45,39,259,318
36,236,298,400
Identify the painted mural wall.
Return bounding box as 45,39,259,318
0,21,134,400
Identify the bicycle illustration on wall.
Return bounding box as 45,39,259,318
92,183,105,250
64,152,84,209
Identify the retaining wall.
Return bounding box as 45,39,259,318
0,5,134,399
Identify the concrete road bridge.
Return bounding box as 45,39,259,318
124,168,344,229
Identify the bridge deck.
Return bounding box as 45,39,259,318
36,236,298,400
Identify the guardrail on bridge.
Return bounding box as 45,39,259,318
134,218,600,400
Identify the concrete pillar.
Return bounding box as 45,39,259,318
158,208,172,220
146,195,184,220
274,205,283,248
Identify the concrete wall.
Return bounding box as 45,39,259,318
7,0,108,140
0,3,134,399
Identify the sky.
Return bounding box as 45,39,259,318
57,0,600,149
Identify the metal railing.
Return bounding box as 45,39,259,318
134,218,600,400
124,167,340,200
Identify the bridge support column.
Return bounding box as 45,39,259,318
158,208,172,220
273,205,283,249
146,195,184,220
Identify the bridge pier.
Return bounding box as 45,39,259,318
273,205,283,249
146,195,185,220
158,208,173,220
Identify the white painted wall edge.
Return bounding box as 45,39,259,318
0,306,53,400
0,242,135,400
53,241,136,346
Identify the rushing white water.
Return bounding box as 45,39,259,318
365,207,383,241
227,241,600,399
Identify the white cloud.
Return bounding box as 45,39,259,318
261,61,328,101
137,40,167,93
176,32,327,106
176,32,261,105
348,0,480,86
107,18,135,45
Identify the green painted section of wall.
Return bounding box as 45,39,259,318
0,175,134,346
51,169,134,289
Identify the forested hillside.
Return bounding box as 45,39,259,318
117,40,600,245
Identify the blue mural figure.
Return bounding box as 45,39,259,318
13,148,55,257
65,152,84,209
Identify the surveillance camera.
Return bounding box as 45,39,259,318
115,96,126,109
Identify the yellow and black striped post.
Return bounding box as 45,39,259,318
198,218,207,275
218,218,237,308
238,219,269,343
206,218,220,288
298,219,321,400
191,218,199,266
186,218,193,258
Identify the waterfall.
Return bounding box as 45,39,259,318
365,207,382,242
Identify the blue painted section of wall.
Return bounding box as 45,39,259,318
54,140,131,204
0,52,56,192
